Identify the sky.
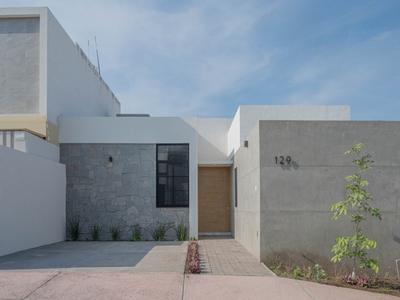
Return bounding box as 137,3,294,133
3,0,400,120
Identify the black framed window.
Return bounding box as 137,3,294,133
156,144,189,207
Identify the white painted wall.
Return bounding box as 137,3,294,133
227,108,241,159
59,116,199,238
228,105,351,155
0,145,66,257
46,9,120,124
182,117,232,165
0,131,59,162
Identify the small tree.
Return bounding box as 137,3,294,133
330,143,381,279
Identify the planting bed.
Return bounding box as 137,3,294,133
268,264,400,297
185,241,200,274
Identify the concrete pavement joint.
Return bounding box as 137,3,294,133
261,262,277,277
21,271,61,300
180,274,186,300
296,280,316,300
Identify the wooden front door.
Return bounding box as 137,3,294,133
198,167,231,232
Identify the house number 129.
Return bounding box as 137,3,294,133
275,156,291,165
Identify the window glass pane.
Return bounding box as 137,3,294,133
158,177,173,190
174,163,189,176
174,176,188,191
164,191,173,206
157,146,169,161
158,163,174,175
158,163,167,174
174,191,189,206
158,176,166,185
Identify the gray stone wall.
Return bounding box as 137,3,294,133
0,18,40,114
60,144,189,241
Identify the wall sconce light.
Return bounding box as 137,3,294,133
109,156,113,163
244,140,249,148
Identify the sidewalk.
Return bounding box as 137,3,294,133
1,271,398,300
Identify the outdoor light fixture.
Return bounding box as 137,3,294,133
244,140,248,148
109,156,113,163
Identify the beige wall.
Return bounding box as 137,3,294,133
0,116,59,145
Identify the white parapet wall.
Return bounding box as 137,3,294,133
0,131,60,162
182,117,233,165
228,105,351,156
0,145,66,257
46,8,121,123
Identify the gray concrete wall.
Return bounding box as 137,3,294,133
259,121,400,274
60,144,188,241
233,123,261,259
0,18,40,114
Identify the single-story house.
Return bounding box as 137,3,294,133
1,7,399,273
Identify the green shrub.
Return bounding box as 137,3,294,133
89,223,101,241
293,267,302,278
173,219,189,241
66,216,85,241
313,264,327,282
128,224,142,241
109,224,121,241
149,223,172,241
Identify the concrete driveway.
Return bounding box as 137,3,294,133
0,241,188,273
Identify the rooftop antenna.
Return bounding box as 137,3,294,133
94,36,101,76
87,40,90,60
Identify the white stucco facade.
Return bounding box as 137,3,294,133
182,117,233,165
0,146,66,257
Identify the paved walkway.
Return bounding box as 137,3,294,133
198,236,275,276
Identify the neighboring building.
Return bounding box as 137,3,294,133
1,7,399,274
0,6,119,256
0,7,120,148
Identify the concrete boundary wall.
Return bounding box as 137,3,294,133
0,145,66,257
258,121,400,274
